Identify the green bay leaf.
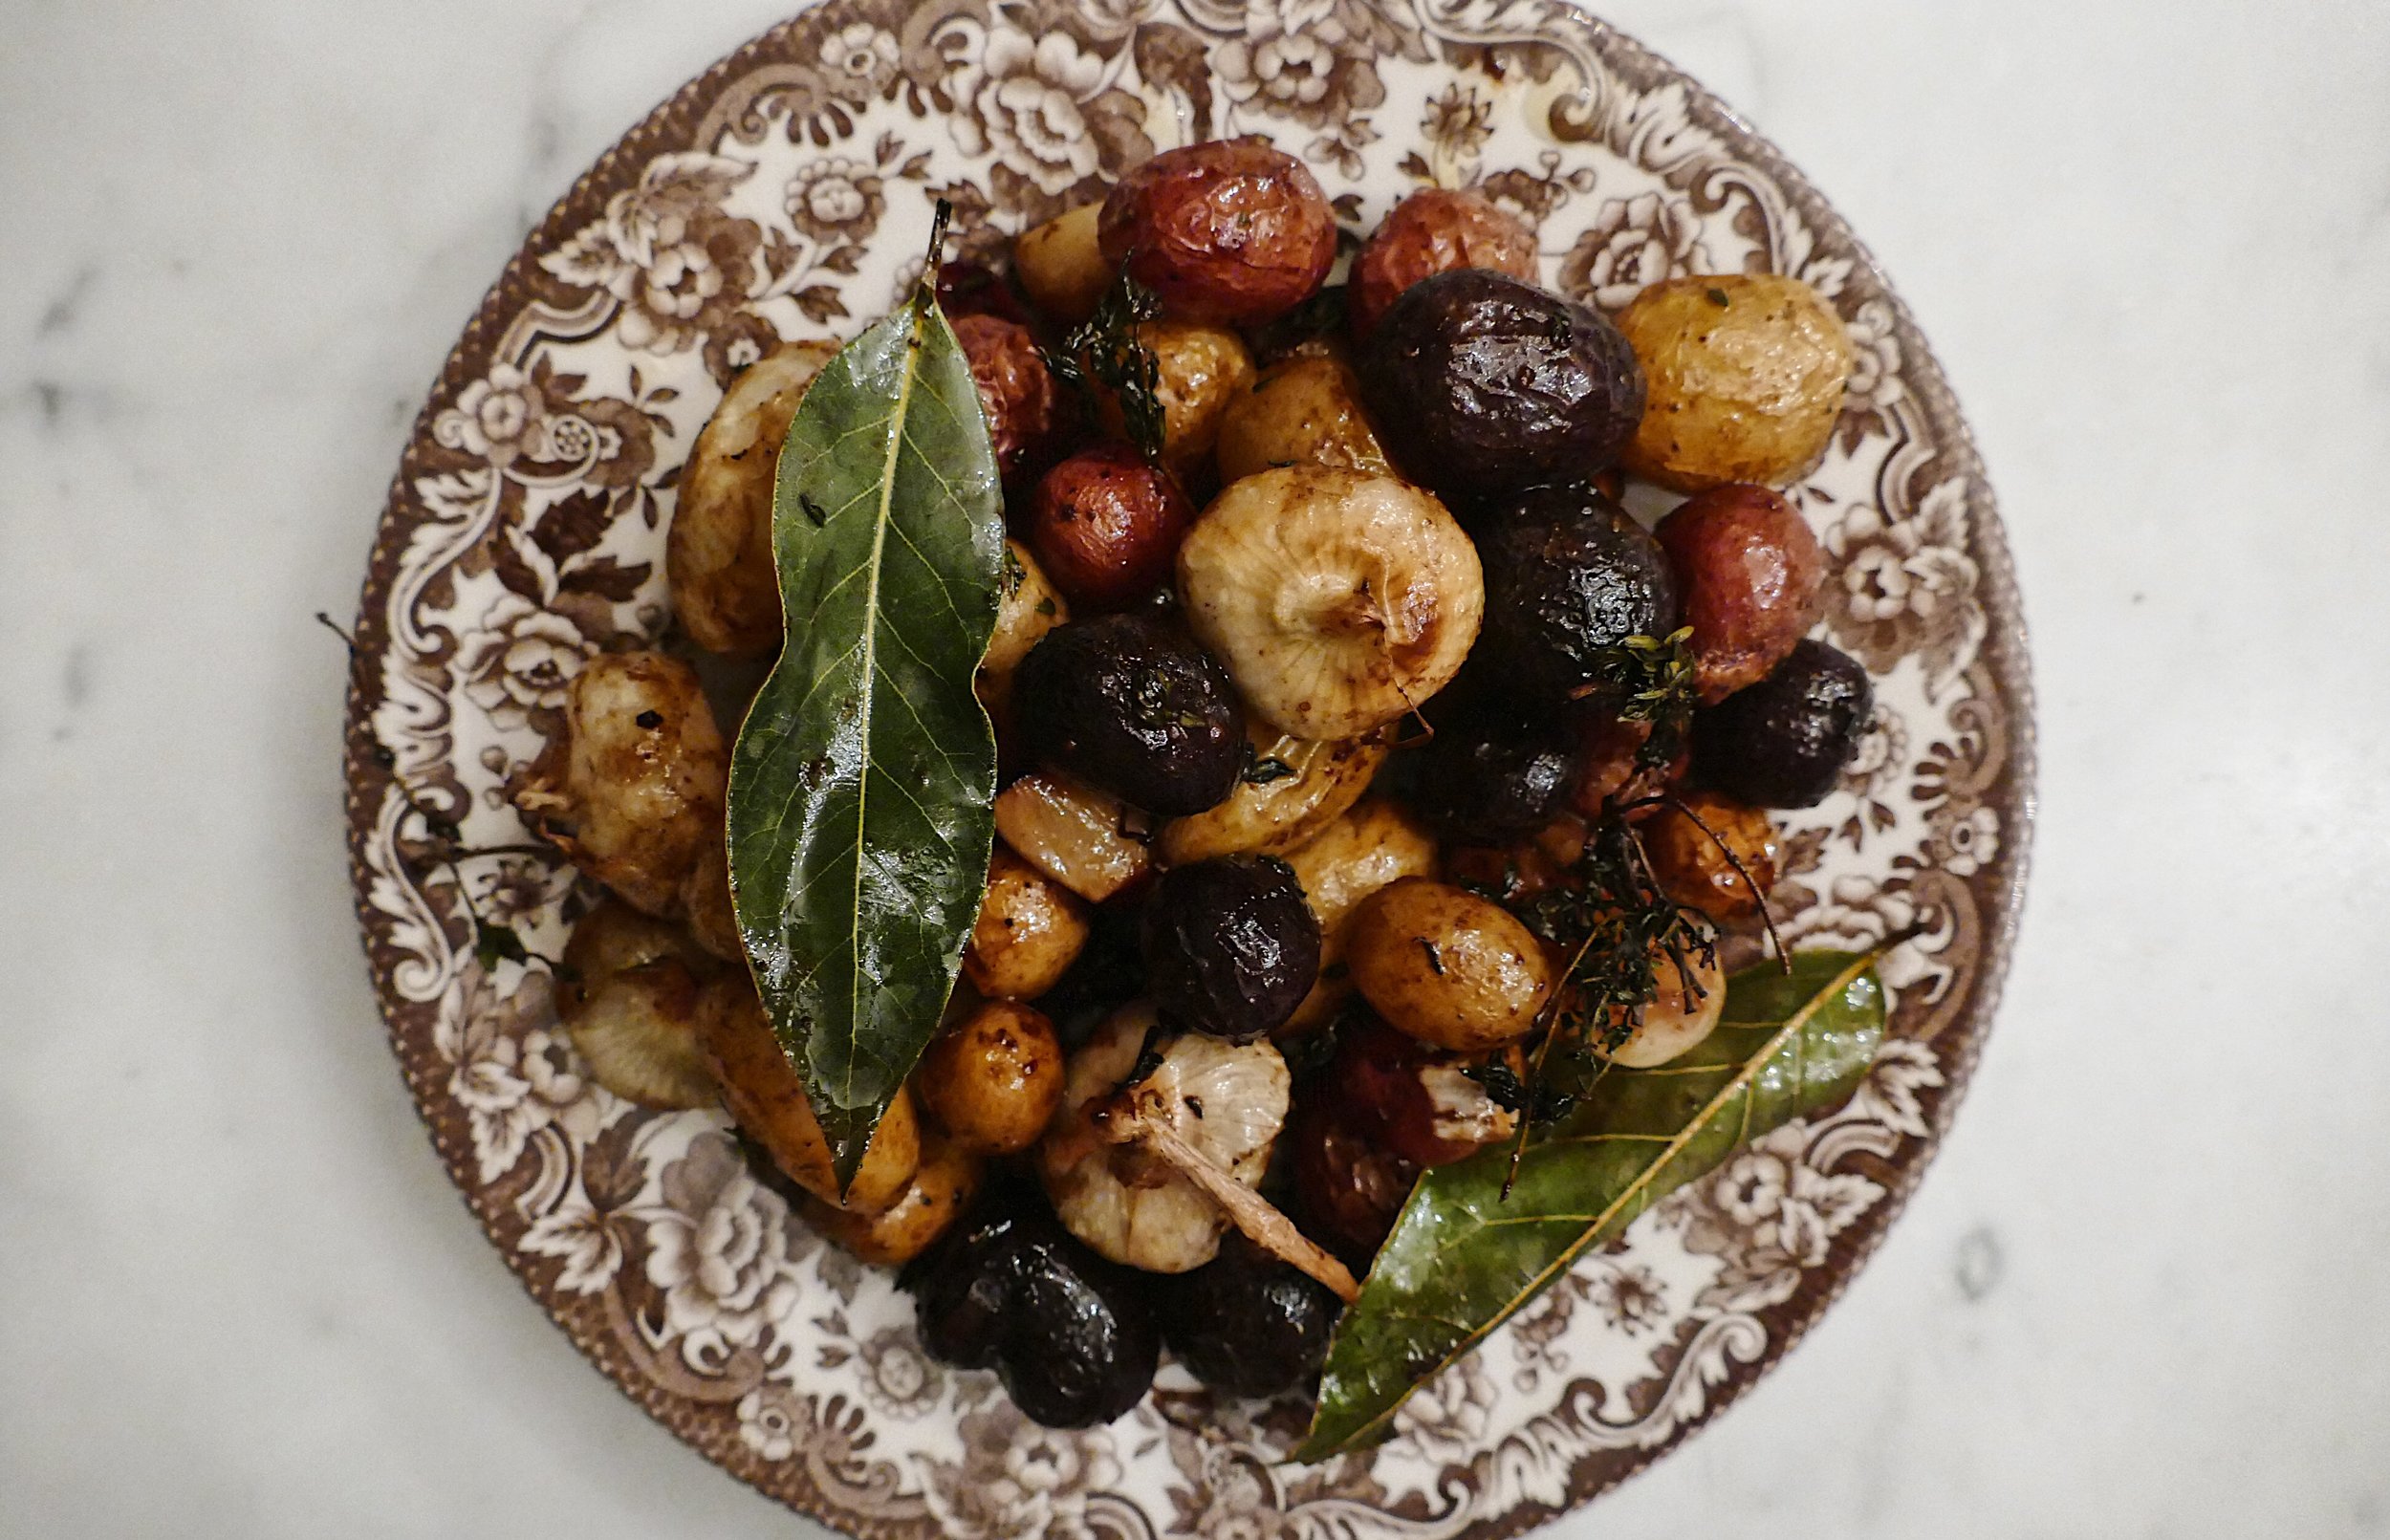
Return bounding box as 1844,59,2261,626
726,284,1004,1190
1294,948,1891,1462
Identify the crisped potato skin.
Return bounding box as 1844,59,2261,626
1100,139,1336,326
918,998,1067,1155
1214,354,1391,483
1657,483,1827,704
1024,445,1197,611
515,651,727,921
955,313,1062,481
963,848,1092,1001
1349,188,1541,339
667,338,837,657
1014,202,1112,325
1641,789,1781,923
1345,878,1553,1052
1616,275,1855,491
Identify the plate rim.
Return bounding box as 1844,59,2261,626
337,4,2037,1531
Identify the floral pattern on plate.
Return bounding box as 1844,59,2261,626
340,3,2033,1534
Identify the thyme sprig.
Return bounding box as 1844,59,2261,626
1498,813,1718,1197
1043,270,1167,466
1571,626,1699,768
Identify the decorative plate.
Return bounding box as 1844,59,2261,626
338,2,2033,1534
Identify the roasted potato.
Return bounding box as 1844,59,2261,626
1361,269,1644,500
956,312,1063,480
976,539,1071,729
1014,202,1113,325
1213,353,1392,483
1596,936,1726,1068
1099,139,1336,326
1278,795,1441,1030
1656,483,1828,703
1345,878,1553,1052
514,651,727,921
667,337,837,657
1091,321,1254,486
692,981,922,1214
1641,790,1781,922
1615,274,1856,491
964,847,1092,1001
1348,187,1541,339
806,1133,982,1265
1022,444,1197,611
918,997,1068,1154
1155,726,1387,866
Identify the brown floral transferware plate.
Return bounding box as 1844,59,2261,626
338,2,2034,1533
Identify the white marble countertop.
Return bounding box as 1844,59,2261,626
6,1,2389,1534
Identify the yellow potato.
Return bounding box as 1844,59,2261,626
1093,321,1254,485
916,998,1067,1155
962,847,1091,1001
1345,878,1553,1052
1615,274,1855,491
1214,353,1391,484
1277,798,1440,1031
1014,202,1113,325
806,1133,982,1266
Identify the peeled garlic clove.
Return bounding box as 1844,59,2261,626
1176,466,1483,741
1037,1004,1291,1274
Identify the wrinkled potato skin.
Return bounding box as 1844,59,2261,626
1024,444,1197,611
1214,354,1392,484
964,848,1092,1001
668,338,838,656
806,1134,982,1266
1346,878,1552,1052
1014,202,1113,324
515,652,727,920
1656,483,1827,703
917,998,1067,1155
1157,727,1388,866
1600,942,1727,1068
1642,790,1781,923
1349,188,1541,339
693,983,922,1214
1099,139,1337,326
976,540,1071,727
1616,275,1855,491
956,313,1063,480
1093,322,1255,485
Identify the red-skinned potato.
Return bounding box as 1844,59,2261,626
1348,188,1541,339
1641,790,1781,922
955,313,1062,481
1329,1016,1519,1169
1023,444,1197,610
1099,139,1336,326
1656,484,1827,703
1287,1101,1418,1268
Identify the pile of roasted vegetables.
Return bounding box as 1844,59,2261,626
510,137,1887,1451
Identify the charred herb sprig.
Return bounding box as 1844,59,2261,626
1572,625,1699,768
1498,812,1718,1196
1043,270,1168,466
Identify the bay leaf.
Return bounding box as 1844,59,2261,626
726,281,1005,1190
1294,947,1890,1462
